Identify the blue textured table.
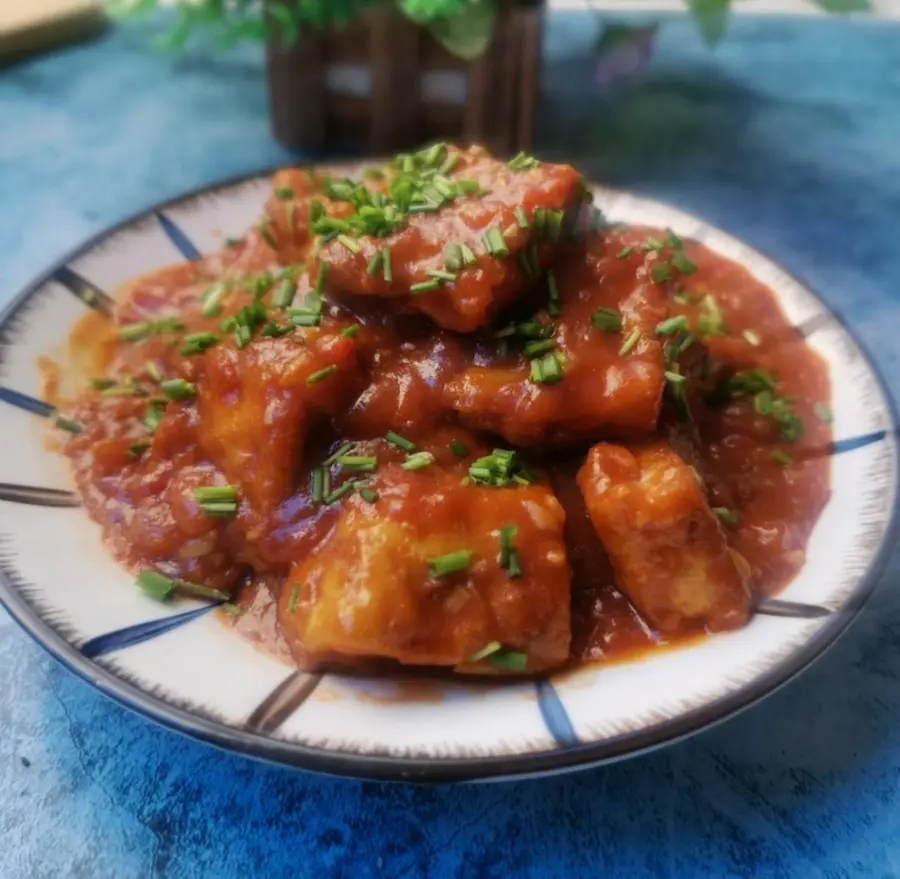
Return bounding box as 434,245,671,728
3,11,900,878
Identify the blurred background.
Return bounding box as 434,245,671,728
3,2,900,877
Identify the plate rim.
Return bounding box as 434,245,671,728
0,167,897,783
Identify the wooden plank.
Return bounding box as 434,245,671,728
369,11,420,152
516,6,543,151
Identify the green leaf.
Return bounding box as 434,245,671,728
418,1,497,61
811,0,870,11
687,0,731,46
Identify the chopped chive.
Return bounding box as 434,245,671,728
128,439,151,457
324,442,354,466
489,649,528,671
517,249,536,280
743,329,762,347
195,502,237,517
306,365,337,385
290,313,321,328
193,485,237,504
202,283,227,317
530,352,563,385
459,243,477,266
439,152,459,174
591,308,623,332
482,227,509,257
161,379,196,401
506,549,523,579
618,246,634,259
545,210,563,242
314,261,329,295
180,332,219,356
143,400,167,431
514,206,529,229
410,279,441,294
118,322,152,342
444,243,464,272
547,270,560,318
274,185,294,200
99,383,145,398
402,451,435,471
272,279,296,309
618,329,641,356
813,402,833,423
469,641,502,663
382,246,393,283
341,324,360,338
656,315,690,336
367,251,383,276
359,487,379,504
145,362,162,383
671,251,697,276
90,377,117,390
498,523,518,568
427,269,457,282
261,321,294,338
337,455,377,472
771,449,793,466
450,439,468,458
337,234,361,254
650,262,671,284
222,602,244,616
259,218,276,248
286,202,296,232
664,370,687,384
714,507,740,526
384,430,417,453
524,339,556,358
54,415,83,434
428,550,473,578
324,480,356,504
136,570,174,601
288,583,300,613
310,467,325,503
176,580,232,602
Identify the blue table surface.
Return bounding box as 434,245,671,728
3,10,900,878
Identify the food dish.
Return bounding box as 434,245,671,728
0,150,895,781
47,144,830,677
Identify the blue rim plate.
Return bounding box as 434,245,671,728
0,168,897,783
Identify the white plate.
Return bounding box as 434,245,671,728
0,170,896,782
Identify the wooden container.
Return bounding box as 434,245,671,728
265,2,544,155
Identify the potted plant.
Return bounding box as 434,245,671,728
116,0,546,155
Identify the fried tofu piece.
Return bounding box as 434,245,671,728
443,230,669,446
277,464,571,673
196,334,358,512
577,441,751,634
308,146,587,332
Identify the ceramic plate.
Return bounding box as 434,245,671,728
0,170,897,782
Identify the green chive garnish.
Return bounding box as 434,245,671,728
223,603,244,616
306,365,337,385
656,315,690,336
410,279,441,294
814,403,833,423
180,332,219,356
450,439,468,458
90,377,116,390
547,270,560,318
202,283,227,317
144,362,162,383
54,415,83,434
469,641,502,663
315,261,329,295
428,550,473,578
665,370,687,384
359,487,379,503
275,185,294,200
714,507,740,526
341,324,360,338
489,650,528,671
324,481,356,504
524,339,556,358
402,451,435,471
382,246,393,283
310,467,325,503
193,485,237,503
118,322,152,342
136,570,174,601
514,206,529,229
384,430,417,453
128,439,151,457
272,279,296,309
367,251,383,276
530,352,563,385
427,269,457,282
482,227,509,257
288,583,300,613
161,379,196,401
337,234,360,255
592,309,623,332
337,455,377,472
459,244,477,266
290,313,320,328
499,523,517,568
618,329,641,356
445,243,464,272
771,449,793,466
618,246,634,259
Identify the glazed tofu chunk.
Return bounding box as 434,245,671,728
577,441,751,634
196,334,358,511
277,463,572,673
308,145,587,332
443,230,670,446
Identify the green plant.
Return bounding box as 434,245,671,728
111,0,872,60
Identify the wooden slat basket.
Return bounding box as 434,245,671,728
265,2,544,155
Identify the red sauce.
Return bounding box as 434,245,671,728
48,152,831,675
